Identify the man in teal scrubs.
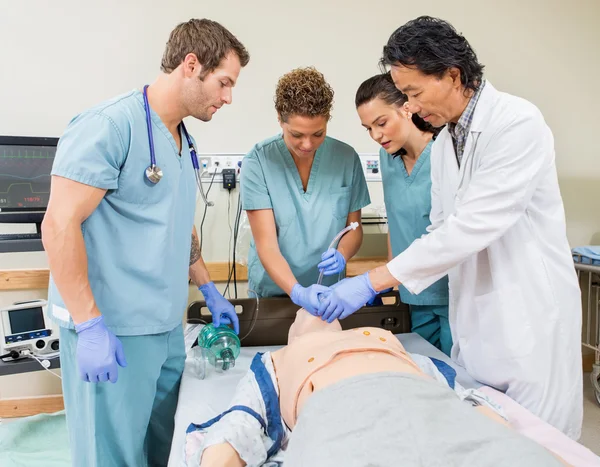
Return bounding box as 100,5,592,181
41,19,249,466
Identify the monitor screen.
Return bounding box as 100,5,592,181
0,137,57,213
8,306,46,334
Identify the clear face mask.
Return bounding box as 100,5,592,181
191,323,241,379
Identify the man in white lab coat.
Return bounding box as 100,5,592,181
317,16,583,439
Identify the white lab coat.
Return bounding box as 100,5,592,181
388,81,583,439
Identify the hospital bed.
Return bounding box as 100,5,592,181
574,254,600,406
168,293,600,467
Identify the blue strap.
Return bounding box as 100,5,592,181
185,353,285,460
186,405,267,434
142,85,156,167
250,352,285,459
430,357,457,389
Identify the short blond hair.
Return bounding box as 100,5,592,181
275,67,334,122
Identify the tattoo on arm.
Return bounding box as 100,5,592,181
190,231,201,266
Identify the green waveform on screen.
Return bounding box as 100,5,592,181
0,182,50,194
0,148,55,159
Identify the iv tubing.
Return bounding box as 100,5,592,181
317,222,359,285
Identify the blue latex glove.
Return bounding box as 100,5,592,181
317,272,377,323
317,248,346,276
366,287,393,306
291,283,330,315
199,282,240,334
75,315,127,383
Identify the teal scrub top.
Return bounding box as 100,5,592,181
241,134,371,297
47,90,197,336
380,142,449,306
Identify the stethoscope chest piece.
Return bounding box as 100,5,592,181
145,164,163,184
142,84,211,206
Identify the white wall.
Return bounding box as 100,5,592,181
1,0,598,245
0,0,599,397
0,0,598,174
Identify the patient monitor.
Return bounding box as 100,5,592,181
0,299,59,357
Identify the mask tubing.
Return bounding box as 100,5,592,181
317,222,359,285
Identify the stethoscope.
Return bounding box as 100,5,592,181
142,84,213,207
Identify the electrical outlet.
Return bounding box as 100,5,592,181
211,160,223,174
200,157,211,171
199,155,245,180
359,154,382,181
199,159,222,177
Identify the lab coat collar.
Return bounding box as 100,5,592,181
468,80,500,133
456,81,500,173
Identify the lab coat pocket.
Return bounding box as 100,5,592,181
475,285,534,360
330,186,352,220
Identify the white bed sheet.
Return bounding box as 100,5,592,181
167,330,479,467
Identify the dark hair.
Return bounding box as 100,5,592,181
161,19,250,79
380,16,484,94
355,72,441,156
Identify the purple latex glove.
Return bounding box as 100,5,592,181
199,281,240,334
366,287,393,306
317,248,346,276
75,315,127,383
317,272,377,323
291,283,330,315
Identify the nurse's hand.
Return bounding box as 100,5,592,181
75,315,127,384
317,272,377,323
317,248,346,276
199,282,240,335
291,283,330,315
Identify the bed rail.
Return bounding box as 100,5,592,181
574,255,600,406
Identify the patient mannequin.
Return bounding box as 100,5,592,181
198,309,570,467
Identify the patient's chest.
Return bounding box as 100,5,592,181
272,328,425,429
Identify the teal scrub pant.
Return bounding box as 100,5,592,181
410,305,453,357
59,324,185,467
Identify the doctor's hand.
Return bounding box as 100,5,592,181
291,283,330,315
366,287,393,306
317,248,346,276
75,315,127,384
199,282,240,335
317,272,377,323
